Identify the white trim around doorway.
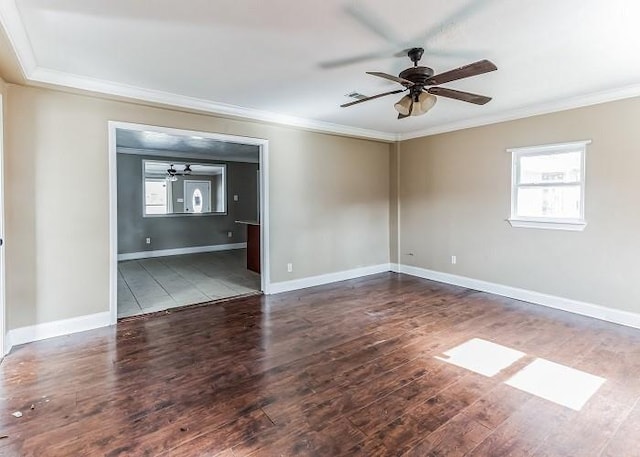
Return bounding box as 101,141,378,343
0,94,5,356
108,121,271,325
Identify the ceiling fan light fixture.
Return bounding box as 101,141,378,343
411,92,437,116
394,95,413,115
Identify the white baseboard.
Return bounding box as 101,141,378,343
5,311,112,354
268,263,392,295
7,262,636,355
118,242,247,261
398,264,640,330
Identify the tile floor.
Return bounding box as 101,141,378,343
117,249,261,318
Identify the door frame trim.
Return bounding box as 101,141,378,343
0,94,5,356
107,121,271,325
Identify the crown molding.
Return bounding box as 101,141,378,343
0,2,397,142
0,0,36,75
29,67,640,147
397,83,640,141
4,0,640,144
29,67,398,142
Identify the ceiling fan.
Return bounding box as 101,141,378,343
166,164,192,181
341,48,497,119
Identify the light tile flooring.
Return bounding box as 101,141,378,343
117,249,261,318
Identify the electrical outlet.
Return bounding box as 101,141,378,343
145,237,151,244
287,263,293,273
227,231,233,238
451,255,457,265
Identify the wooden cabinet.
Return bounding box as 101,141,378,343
246,223,260,274
236,221,260,274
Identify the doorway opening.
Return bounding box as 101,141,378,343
108,122,270,322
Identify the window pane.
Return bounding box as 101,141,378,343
516,185,581,219
145,180,167,215
145,180,167,205
519,151,581,184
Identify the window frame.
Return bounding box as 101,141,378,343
141,159,227,217
508,140,590,231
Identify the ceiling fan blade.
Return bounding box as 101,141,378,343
319,50,390,69
341,89,405,108
413,0,494,45
427,59,497,86
366,71,415,87
344,3,403,46
325,0,493,70
427,87,492,105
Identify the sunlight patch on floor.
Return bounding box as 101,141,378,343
505,358,605,411
435,338,526,377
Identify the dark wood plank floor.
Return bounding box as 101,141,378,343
1,273,640,456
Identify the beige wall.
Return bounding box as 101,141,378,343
398,97,640,314
4,85,391,329
5,67,640,332
389,143,399,265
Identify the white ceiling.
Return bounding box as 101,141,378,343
4,0,640,140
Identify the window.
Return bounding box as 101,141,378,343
142,160,226,216
144,179,168,215
508,141,589,231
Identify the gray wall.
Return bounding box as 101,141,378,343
117,153,259,254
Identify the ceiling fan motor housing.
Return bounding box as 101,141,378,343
399,66,435,87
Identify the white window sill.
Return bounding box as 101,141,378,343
507,219,587,231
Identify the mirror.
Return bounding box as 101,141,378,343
143,160,226,216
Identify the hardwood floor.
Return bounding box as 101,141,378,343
1,273,640,456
